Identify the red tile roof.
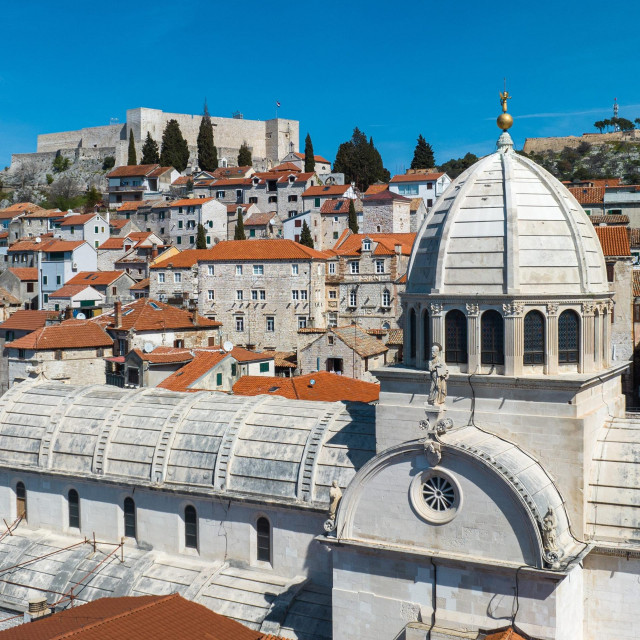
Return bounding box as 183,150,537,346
116,201,150,212
332,232,415,256
8,238,85,253
150,249,211,269
211,166,253,178
233,371,379,403
292,152,331,164
148,166,174,178
226,203,252,213
58,214,99,226
595,226,631,256
98,237,126,250
157,350,228,391
0,310,57,331
390,172,444,183
49,284,99,299
363,189,411,202
0,593,272,640
8,267,38,281
22,209,64,219
130,277,150,291
630,228,640,249
6,320,112,350
270,162,302,172
483,627,531,640
589,214,629,225
67,271,129,286
91,298,221,332
166,198,215,207
302,184,352,197
568,186,605,204
132,346,194,364
107,164,162,178
199,239,326,261
244,212,275,227
320,198,350,214
364,183,389,195
260,350,297,368
171,175,192,185
109,218,130,229
207,177,251,187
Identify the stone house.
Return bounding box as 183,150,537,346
361,190,412,234
197,239,327,352
603,184,640,226
409,197,427,232
301,184,357,215
281,151,332,175
567,185,606,216
149,249,209,307
109,217,141,237
114,236,173,281
66,270,137,306
227,203,260,240
107,164,179,208
270,170,317,221
194,177,248,204
244,212,281,239
324,232,415,331
0,309,58,393
0,267,39,309
9,208,62,242
46,284,106,314
122,345,195,388
281,210,311,244
388,171,450,209
298,324,387,381
5,319,112,387
57,213,110,249
318,198,351,249
97,231,164,272
130,277,149,299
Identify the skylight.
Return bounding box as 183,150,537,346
149,302,161,310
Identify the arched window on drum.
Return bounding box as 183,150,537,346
523,311,545,365
445,310,467,364
558,310,580,363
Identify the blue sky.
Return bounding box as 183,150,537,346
1,0,638,173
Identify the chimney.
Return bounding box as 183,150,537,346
24,597,51,622
64,306,73,320
151,243,158,260
395,243,402,256
114,301,122,328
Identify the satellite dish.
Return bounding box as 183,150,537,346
309,379,316,387
223,341,234,353
75,312,86,320
35,237,41,243
143,342,154,353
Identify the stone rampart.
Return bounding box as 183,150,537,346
37,123,124,153
524,129,640,154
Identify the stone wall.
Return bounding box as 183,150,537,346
37,123,124,153
523,129,640,154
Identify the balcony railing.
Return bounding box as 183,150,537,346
106,372,125,388
108,185,146,192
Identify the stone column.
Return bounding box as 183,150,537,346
582,302,596,374
603,302,613,368
466,303,481,373
546,303,559,375
430,303,444,354
416,303,425,369
594,308,602,371
503,302,524,377
401,303,410,365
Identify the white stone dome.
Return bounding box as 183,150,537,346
406,140,608,296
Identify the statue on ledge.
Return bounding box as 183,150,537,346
428,344,449,405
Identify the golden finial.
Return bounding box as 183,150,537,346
497,79,513,131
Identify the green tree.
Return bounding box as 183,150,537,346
160,119,190,172
196,223,207,249
438,152,478,179
304,133,314,172
237,143,252,167
127,130,137,165
348,198,358,234
299,220,314,248
85,185,102,208
410,135,435,170
234,209,246,240
102,156,115,170
594,121,606,134
197,101,218,171
140,133,159,164
333,127,390,192
46,174,54,185
52,154,70,173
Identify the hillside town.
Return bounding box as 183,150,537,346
0,74,639,640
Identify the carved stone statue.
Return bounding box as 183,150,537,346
427,345,449,405
328,480,342,522
542,507,558,553
424,439,442,466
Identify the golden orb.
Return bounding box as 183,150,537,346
497,112,513,131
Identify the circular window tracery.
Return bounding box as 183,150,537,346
410,468,462,524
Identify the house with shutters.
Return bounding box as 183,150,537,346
0,267,39,309
106,164,179,207
66,270,137,306
57,213,110,249
388,171,450,209
45,283,106,314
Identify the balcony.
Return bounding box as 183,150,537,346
106,372,125,387
108,185,146,192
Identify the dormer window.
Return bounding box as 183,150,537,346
363,239,371,252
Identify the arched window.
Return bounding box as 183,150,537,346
523,311,545,365
68,489,80,529
445,310,467,364
408,308,417,359
481,310,504,365
16,482,26,521
256,517,271,563
422,309,431,360
558,310,580,363
184,505,198,549
382,289,390,307
124,497,136,538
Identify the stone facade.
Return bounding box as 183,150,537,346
523,128,640,154
361,194,412,234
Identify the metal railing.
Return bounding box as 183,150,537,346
106,373,125,388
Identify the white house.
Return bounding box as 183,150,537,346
107,164,179,208
388,171,450,209
57,213,110,249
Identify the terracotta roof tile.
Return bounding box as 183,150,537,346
49,284,99,299
630,228,640,248
22,209,64,219
6,320,112,350
0,310,57,331
320,199,350,214
211,166,252,179
270,162,302,172
0,593,269,640
364,183,389,195
302,184,351,197
58,214,98,226
330,325,388,357
98,237,126,250
483,626,532,640
292,152,331,164
132,346,194,364
244,213,275,227
8,268,38,281
595,226,631,256
91,298,221,332
130,277,149,291
226,203,252,213
568,186,606,204
150,249,211,269
148,166,174,178
233,371,379,403
107,164,162,178
116,201,151,212
9,238,85,253
589,214,629,225
332,232,415,256
208,177,251,187
166,198,215,207
200,239,326,262
0,288,20,305
390,172,444,183
260,351,297,368
387,328,403,345
157,350,229,391
109,219,130,229
363,189,411,203
67,271,129,286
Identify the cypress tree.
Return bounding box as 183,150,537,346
237,143,252,167
234,209,246,240
141,132,160,164
196,223,207,249
304,133,314,172
333,127,389,192
299,220,314,248
160,119,190,172
410,135,435,170
197,101,218,171
127,130,137,166
348,198,359,234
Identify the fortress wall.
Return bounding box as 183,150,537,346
37,124,123,153
524,129,640,154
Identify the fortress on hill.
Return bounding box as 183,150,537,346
15,107,299,172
